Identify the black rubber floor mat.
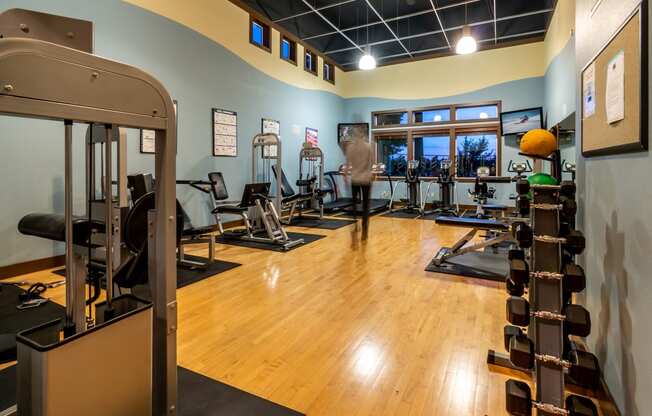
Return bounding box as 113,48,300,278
425,250,508,282
287,216,355,229
179,367,304,416
216,232,325,252
0,366,305,416
177,256,241,288
53,256,241,289
0,284,65,335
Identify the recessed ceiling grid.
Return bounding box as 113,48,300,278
239,0,556,69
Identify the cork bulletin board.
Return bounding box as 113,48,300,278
581,1,648,156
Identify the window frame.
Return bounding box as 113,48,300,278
279,35,297,65
249,16,271,52
453,126,502,181
323,61,335,84
304,49,318,75
371,101,503,180
374,132,409,178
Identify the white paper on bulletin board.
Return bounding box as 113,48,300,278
213,108,238,157
605,50,625,124
583,62,596,118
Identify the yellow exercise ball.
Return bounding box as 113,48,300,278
520,129,557,158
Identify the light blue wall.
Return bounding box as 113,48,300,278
341,77,545,205
575,1,652,414
545,38,577,127
0,0,345,267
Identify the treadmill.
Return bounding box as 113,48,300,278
322,170,355,212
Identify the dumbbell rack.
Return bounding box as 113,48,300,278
487,161,599,415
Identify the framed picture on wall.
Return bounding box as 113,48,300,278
213,108,238,157
141,99,178,154
305,127,318,146
262,118,280,136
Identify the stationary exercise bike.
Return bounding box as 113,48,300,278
468,167,497,219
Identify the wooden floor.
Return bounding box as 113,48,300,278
5,215,617,415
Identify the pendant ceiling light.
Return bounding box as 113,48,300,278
358,4,376,70
456,3,477,55
359,46,376,70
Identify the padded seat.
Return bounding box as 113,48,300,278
435,216,509,231
18,213,104,245
182,223,220,237
213,205,248,215
0,333,16,364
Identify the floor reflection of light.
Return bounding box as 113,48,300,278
263,266,280,289
353,343,383,378
452,367,475,406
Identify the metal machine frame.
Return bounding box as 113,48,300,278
0,9,177,415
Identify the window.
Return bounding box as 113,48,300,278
249,17,270,52
413,135,451,177
376,136,408,177
414,108,450,124
455,132,498,177
305,49,317,74
324,62,335,84
456,105,498,121
374,112,409,126
280,36,296,64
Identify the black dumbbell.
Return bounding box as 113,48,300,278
504,324,523,351
512,222,533,248
563,262,586,293
506,296,530,327
560,180,576,199
508,335,600,388
567,349,601,389
559,221,571,238
563,230,586,255
516,195,530,216
561,196,577,217
509,258,529,285
566,394,599,416
506,379,598,416
509,333,534,369
507,297,591,337
563,304,591,337
506,277,525,296
516,179,530,196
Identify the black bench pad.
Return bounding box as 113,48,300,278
18,213,105,244
435,216,509,231
213,205,247,215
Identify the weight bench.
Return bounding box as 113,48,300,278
271,165,318,224
427,216,512,281
18,213,104,246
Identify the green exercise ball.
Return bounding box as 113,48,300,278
528,173,558,186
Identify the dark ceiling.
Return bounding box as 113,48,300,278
239,0,556,69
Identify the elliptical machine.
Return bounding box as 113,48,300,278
390,160,422,214
423,159,457,217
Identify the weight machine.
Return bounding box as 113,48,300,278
0,9,178,415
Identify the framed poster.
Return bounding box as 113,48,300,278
141,99,178,154
262,118,280,136
305,127,318,146
580,2,648,156
213,108,238,157
261,118,279,157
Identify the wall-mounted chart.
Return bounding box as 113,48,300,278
213,108,238,157
261,118,279,157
